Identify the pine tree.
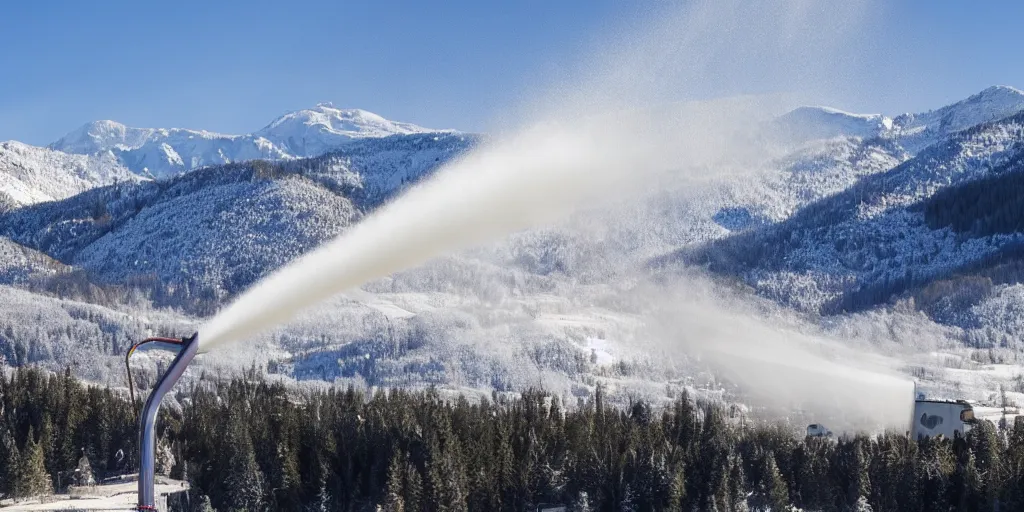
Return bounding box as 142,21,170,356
38,416,55,488
693,404,732,510
76,450,95,486
668,464,687,511
268,442,301,509
836,437,870,510
427,437,469,512
853,495,873,512
15,427,54,499
955,450,984,511
404,459,423,512
1005,418,1024,510
194,495,215,512
155,436,174,477
224,423,267,512
306,466,332,512
619,484,637,512
384,452,406,512
969,419,1005,509
1,435,21,498
728,454,749,512
756,452,789,512
916,437,955,512
493,420,515,507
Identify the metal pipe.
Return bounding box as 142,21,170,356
137,333,198,511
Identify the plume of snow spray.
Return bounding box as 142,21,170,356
630,276,914,431
198,103,766,352
197,0,910,430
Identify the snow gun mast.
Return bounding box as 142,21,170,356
125,333,199,511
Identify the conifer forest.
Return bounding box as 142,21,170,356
2,365,1024,511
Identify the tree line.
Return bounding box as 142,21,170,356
4,364,1024,511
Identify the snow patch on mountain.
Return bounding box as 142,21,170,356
49,120,289,178
0,133,478,307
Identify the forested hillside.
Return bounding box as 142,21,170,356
0,133,476,312
681,111,1024,326
2,366,1024,511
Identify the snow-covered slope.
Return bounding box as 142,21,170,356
0,141,143,205
685,110,1024,315
0,166,352,299
1,133,476,301
0,237,67,285
50,105,447,178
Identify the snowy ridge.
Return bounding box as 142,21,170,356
50,119,187,154
773,106,892,142
50,119,287,179
0,140,143,206
49,105,448,178
773,86,1024,155
894,85,1024,153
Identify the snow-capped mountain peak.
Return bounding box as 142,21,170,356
51,119,144,154
773,106,892,142
46,106,453,178
256,104,444,156
260,104,436,137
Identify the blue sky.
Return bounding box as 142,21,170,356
1,1,1022,145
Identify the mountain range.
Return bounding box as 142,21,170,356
2,86,1024,401
0,104,448,208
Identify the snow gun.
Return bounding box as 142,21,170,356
125,332,199,511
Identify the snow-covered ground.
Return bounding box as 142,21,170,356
0,478,187,511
